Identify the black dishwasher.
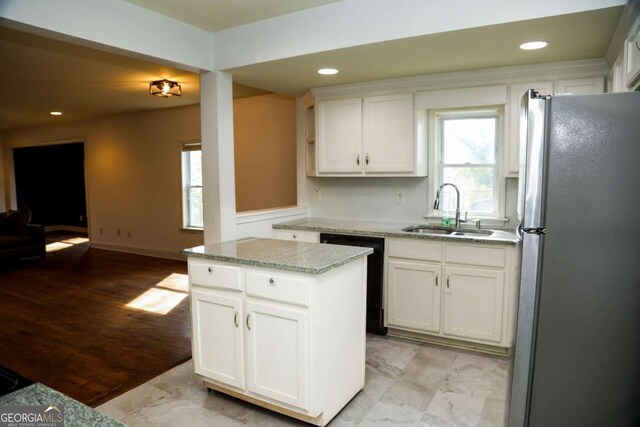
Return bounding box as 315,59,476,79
319,233,387,335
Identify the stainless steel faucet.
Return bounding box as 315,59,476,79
433,183,467,228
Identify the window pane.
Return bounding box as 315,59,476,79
441,167,495,213
189,187,203,228
189,150,202,186
442,118,496,164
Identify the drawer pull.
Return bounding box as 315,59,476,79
292,234,297,239
269,278,275,285
234,312,239,328
246,313,251,330
208,266,213,273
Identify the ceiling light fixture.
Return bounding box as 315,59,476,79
149,79,182,97
50,111,62,116
520,41,549,50
317,68,339,75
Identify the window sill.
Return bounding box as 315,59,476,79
180,227,204,233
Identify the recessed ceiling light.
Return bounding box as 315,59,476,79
50,111,63,116
317,68,339,75
520,41,548,50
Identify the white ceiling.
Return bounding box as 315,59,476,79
0,1,625,132
122,0,342,32
229,7,623,96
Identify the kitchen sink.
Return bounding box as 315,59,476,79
401,225,493,236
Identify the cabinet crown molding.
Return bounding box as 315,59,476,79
308,58,608,100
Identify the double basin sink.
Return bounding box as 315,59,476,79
401,225,494,237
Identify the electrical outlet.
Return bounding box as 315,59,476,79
314,188,322,201
396,191,406,204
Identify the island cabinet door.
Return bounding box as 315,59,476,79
191,288,245,390
245,300,309,411
386,260,441,333
442,266,505,344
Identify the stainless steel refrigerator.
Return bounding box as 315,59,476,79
508,90,640,426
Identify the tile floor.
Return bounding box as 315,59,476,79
97,335,509,426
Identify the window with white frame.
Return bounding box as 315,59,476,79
431,107,503,219
182,142,203,228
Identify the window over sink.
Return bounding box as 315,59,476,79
429,107,505,220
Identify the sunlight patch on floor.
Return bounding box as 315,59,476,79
125,273,189,315
46,242,73,252
46,236,90,252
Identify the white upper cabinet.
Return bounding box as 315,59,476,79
556,77,605,95
506,77,604,176
363,94,414,174
317,98,363,174
506,81,553,177
314,93,425,177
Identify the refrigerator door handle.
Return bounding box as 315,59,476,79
522,226,546,235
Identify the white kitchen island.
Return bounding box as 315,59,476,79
182,238,372,426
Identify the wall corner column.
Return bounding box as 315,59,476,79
200,71,237,244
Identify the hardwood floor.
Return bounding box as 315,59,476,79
0,235,191,407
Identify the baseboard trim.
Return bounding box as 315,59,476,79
45,225,88,233
89,242,186,261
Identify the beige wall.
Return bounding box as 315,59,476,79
2,97,299,257
2,105,204,259
233,94,297,212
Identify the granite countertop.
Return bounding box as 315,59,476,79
0,383,125,427
273,218,519,245
181,237,373,274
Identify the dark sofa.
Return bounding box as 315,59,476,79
0,209,46,261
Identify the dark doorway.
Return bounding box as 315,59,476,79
13,142,87,228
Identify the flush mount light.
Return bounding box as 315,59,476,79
149,79,182,97
520,41,549,50
317,68,339,75
50,111,62,116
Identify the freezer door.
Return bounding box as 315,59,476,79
508,90,548,427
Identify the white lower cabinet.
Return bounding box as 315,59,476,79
442,266,504,343
245,300,308,410
187,257,367,426
191,288,245,389
387,260,441,333
385,239,519,351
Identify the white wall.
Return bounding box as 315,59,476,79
3,105,203,259
306,177,519,230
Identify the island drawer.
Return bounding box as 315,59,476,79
245,269,309,307
387,239,442,262
273,229,320,243
189,259,242,291
444,244,506,268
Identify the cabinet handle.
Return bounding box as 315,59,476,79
356,154,360,165
246,314,251,330
292,234,297,239
435,275,438,287
447,276,450,288
365,153,369,165
269,278,275,285
234,312,239,328
208,266,213,273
